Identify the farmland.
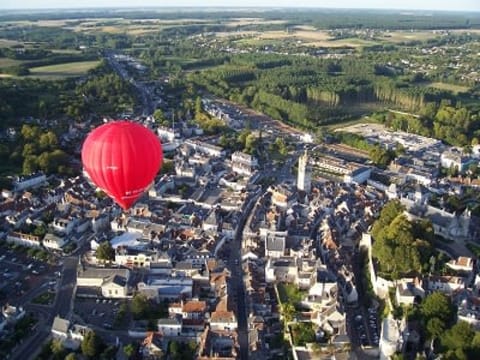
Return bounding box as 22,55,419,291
28,60,101,79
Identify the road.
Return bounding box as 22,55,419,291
226,191,262,360
10,256,79,360
105,51,154,115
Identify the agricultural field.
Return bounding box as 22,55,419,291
426,82,471,94
376,30,443,43
28,60,101,79
232,29,382,48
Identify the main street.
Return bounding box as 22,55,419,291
226,190,262,360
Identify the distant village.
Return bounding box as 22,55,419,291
2,53,480,360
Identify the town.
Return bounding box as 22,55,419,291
1,6,480,360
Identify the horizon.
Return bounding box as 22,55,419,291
1,1,479,12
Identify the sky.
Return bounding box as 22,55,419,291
0,0,479,12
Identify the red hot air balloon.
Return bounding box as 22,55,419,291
81,121,163,210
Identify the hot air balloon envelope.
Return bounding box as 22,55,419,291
81,121,163,210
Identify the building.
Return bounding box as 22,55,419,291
379,316,401,360
52,217,77,235
395,278,425,306
115,248,157,269
6,232,42,248
297,151,311,193
142,332,164,358
231,151,258,176
43,232,67,250
210,297,237,331
441,150,475,173
101,275,129,298
138,276,193,302
446,257,475,273
157,318,182,336
13,172,46,191
185,139,225,157
197,327,239,360
428,275,465,294
270,186,294,209
51,316,91,350
313,155,371,184
77,267,130,298
264,231,286,258
265,257,298,283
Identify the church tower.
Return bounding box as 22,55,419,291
297,151,311,193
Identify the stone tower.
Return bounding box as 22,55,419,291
297,150,311,193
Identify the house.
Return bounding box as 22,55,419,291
185,139,225,157
43,232,67,250
51,316,90,350
270,186,294,209
197,327,239,360
265,257,298,283
157,318,182,336
264,231,286,258
138,276,193,302
101,275,129,298
441,150,474,173
428,275,465,294
395,278,425,306
447,257,475,273
53,217,77,235
209,297,237,331
142,332,164,358
231,152,258,176
115,247,157,269
303,281,338,312
1,304,25,326
6,232,42,248
51,316,70,339
169,300,207,320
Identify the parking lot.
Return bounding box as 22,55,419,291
0,246,58,302
350,307,379,348
74,297,126,329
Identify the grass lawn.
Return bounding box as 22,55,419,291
32,291,55,305
277,283,306,304
28,60,101,79
466,242,480,258
290,322,316,346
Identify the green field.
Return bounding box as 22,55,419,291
0,57,25,68
427,82,470,94
28,60,101,79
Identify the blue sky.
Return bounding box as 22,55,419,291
1,0,479,11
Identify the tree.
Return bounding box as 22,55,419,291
421,292,455,340
441,321,478,357
123,343,136,358
95,241,115,263
153,108,168,126
51,338,66,360
131,293,150,319
81,331,103,359
195,96,203,120
39,131,58,151
22,155,38,174
282,303,295,323
64,353,77,360
21,124,41,141
426,317,446,341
